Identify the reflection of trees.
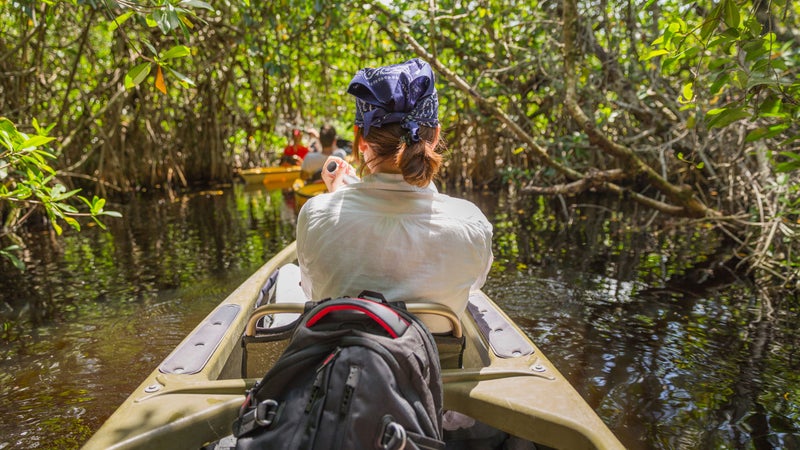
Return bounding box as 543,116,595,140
0,186,295,344
487,191,799,449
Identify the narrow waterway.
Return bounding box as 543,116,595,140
0,184,797,449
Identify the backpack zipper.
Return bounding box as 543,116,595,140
305,347,341,413
340,365,360,416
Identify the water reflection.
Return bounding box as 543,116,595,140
0,185,798,450
0,184,297,449
482,193,800,450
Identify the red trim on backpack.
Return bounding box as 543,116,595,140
306,304,407,338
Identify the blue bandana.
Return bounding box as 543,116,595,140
347,58,439,143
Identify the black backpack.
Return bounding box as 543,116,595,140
231,294,445,450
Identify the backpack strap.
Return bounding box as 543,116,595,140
305,297,410,338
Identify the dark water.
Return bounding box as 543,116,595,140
0,185,798,450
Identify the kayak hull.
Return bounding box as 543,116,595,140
82,242,624,450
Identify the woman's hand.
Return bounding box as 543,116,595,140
321,156,358,192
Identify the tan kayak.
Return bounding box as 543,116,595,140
81,241,625,450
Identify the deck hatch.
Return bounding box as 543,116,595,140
468,294,534,358
159,304,241,375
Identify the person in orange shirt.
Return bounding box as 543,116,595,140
280,128,310,166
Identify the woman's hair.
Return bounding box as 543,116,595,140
357,124,444,187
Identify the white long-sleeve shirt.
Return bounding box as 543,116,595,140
297,173,493,333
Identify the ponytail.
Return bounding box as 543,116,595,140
358,124,444,187
396,127,442,188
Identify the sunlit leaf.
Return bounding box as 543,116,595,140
706,106,750,128
108,10,134,32
679,82,694,103
51,188,81,202
641,49,669,61
20,135,55,149
93,196,106,211
62,215,80,231
161,45,191,60
180,15,194,29
124,63,152,89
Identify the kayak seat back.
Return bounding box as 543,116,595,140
242,263,466,373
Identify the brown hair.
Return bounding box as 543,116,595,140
319,124,337,148
357,124,444,187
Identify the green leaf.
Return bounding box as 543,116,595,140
641,49,669,61
680,82,694,103
125,63,152,89
54,202,78,214
143,41,158,56
153,9,172,34
160,45,191,60
52,188,81,202
757,96,783,116
745,124,789,142
700,9,721,41
778,151,800,161
0,245,25,271
723,0,740,28
93,196,106,211
775,159,800,173
0,118,15,134
91,217,108,231
179,0,214,10
710,72,730,95
706,106,750,128
62,216,80,231
108,10,134,32
20,135,55,149
164,67,195,86
51,219,63,235
746,76,779,90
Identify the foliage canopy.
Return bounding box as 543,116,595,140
0,0,798,291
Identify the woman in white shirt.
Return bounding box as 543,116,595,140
296,58,493,333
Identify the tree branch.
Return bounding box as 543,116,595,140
561,0,719,218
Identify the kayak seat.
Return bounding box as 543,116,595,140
241,263,466,373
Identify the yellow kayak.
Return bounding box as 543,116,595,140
291,179,328,212
237,166,301,187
